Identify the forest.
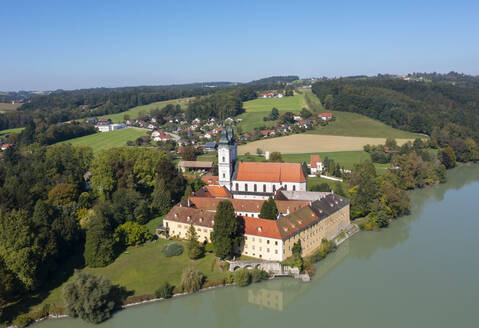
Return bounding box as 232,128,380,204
312,77,479,162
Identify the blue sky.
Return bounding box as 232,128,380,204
1,0,478,90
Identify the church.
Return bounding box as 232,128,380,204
217,125,307,200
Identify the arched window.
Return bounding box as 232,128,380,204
254,184,257,192
245,184,248,192
236,183,239,190
284,185,287,190
222,156,225,162
293,185,296,191
273,185,276,192
263,184,266,192
222,173,225,178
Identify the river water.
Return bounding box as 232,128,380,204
36,164,479,328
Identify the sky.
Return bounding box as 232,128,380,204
1,0,479,91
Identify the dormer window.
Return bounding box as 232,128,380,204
199,217,203,223
187,216,191,221
258,227,262,232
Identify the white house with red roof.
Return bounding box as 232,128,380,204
318,113,333,121
309,155,323,174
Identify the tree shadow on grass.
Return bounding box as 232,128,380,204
0,253,85,324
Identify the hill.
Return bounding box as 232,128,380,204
58,128,148,154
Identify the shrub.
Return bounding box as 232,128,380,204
162,243,184,257
181,268,204,293
204,242,214,253
234,268,251,287
250,268,269,283
63,272,121,324
226,273,235,284
155,282,174,299
124,294,153,305
12,314,34,328
220,262,230,272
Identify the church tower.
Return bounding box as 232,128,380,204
218,123,237,189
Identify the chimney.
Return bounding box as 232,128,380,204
187,198,191,207
287,207,290,215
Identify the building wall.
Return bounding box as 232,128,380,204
164,219,213,244
232,180,306,194
218,145,233,187
241,234,283,261
282,205,350,259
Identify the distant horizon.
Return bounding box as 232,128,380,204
2,0,478,91
1,70,478,93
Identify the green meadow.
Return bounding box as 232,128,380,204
58,128,148,154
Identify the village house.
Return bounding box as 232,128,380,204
95,123,126,132
96,117,112,125
309,155,323,174
178,160,214,173
318,113,333,121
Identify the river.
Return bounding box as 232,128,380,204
36,164,479,328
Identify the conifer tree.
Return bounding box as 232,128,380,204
211,200,241,259
84,215,120,267
186,224,204,260
151,179,171,215
259,197,278,220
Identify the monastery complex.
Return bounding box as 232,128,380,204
161,125,351,261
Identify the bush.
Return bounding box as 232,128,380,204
155,282,174,299
220,262,230,272
124,294,153,305
63,272,121,324
204,242,214,253
233,268,251,287
181,268,204,293
251,268,269,283
162,243,184,257
12,314,34,328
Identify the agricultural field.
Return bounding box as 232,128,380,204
58,128,148,154
238,134,415,155
307,111,421,139
0,102,22,112
237,94,307,131
99,97,193,123
32,238,227,310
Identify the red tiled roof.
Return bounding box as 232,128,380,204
310,155,321,168
319,113,332,118
201,175,219,185
205,185,231,198
235,162,306,183
188,196,309,215
242,216,282,239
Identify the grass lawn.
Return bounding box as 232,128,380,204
307,111,421,139
100,98,192,123
58,128,148,154
0,127,24,135
33,239,226,310
237,94,307,132
301,88,325,113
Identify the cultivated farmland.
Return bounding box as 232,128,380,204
58,128,148,154
238,134,415,155
0,102,22,112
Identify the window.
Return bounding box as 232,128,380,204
267,248,270,253
245,184,248,192
275,250,278,254
254,184,257,192
222,156,225,162
273,185,276,192
275,241,278,245
267,240,270,244
263,184,266,192
252,246,255,250
259,247,262,251
223,173,225,178
293,185,296,191
236,183,239,190
244,236,247,240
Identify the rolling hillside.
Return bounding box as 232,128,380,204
58,128,148,154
